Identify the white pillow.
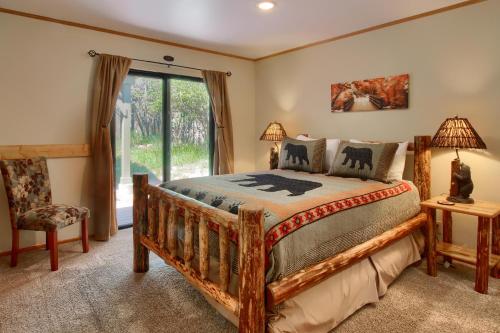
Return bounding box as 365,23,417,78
349,139,408,181
296,135,340,172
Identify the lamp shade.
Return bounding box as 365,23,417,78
260,121,287,142
430,116,486,149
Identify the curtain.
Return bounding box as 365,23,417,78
202,70,234,175
91,54,131,241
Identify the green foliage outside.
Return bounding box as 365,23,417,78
115,76,210,184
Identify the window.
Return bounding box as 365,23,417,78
113,70,214,228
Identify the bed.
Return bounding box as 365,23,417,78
132,136,432,333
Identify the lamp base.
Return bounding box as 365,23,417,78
448,159,475,205
447,195,474,204
269,147,279,170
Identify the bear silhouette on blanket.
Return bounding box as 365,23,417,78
284,143,310,166
341,146,373,170
232,174,322,196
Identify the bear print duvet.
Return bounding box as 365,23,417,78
159,169,421,282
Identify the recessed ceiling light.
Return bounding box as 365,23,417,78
257,1,275,11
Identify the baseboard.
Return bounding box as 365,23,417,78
0,236,85,257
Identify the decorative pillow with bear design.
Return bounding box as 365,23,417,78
278,137,326,173
327,141,398,182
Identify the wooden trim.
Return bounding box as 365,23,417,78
266,212,427,308
255,0,486,61
0,235,84,257
0,1,485,62
0,7,252,61
0,144,90,159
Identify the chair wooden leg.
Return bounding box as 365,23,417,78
81,217,89,253
45,232,49,250
48,230,58,271
11,229,19,267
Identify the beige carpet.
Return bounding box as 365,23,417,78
0,229,498,333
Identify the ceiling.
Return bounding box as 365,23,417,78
0,0,469,59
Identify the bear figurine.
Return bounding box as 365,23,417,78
449,162,475,204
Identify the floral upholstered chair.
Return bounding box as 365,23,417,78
0,157,90,271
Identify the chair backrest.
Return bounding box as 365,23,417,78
0,157,52,227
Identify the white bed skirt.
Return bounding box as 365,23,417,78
204,231,423,332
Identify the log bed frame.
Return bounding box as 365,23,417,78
133,135,432,333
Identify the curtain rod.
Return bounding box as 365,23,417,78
87,50,231,76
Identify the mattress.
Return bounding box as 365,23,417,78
160,169,421,282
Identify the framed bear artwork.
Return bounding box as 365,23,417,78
331,74,409,112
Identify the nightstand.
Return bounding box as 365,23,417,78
421,195,500,294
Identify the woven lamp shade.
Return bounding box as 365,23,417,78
431,116,486,149
260,121,287,142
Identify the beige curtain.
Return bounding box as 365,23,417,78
202,70,234,175
91,54,131,241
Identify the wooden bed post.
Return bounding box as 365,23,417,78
414,135,431,201
238,204,265,333
414,135,432,262
133,174,150,273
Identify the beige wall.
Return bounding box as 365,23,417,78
255,1,500,248
0,13,255,252
1,1,498,253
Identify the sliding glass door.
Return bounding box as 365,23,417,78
113,70,213,227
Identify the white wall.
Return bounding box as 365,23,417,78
0,13,255,252
255,1,500,248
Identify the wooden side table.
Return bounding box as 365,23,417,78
421,195,500,294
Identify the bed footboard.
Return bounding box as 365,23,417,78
132,174,265,332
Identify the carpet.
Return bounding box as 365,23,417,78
0,229,498,333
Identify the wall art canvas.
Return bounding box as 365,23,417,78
331,74,409,112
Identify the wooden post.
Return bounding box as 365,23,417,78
81,216,90,253
492,216,500,279
442,210,452,264
219,225,230,291
475,217,490,294
133,174,149,273
167,203,178,257
426,207,437,277
238,204,265,333
492,216,500,255
414,136,431,202
158,200,167,249
48,230,58,271
199,215,209,280
184,210,194,269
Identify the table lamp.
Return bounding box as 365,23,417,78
260,121,287,169
430,116,487,204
